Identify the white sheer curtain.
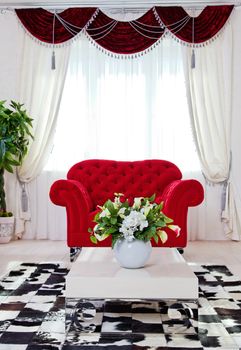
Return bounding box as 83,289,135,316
47,35,199,170
9,33,70,237
183,19,241,241
27,34,204,241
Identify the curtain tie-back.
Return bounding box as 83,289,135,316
16,171,29,213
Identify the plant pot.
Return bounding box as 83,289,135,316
0,216,15,244
113,238,152,269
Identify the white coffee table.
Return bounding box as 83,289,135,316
65,247,198,334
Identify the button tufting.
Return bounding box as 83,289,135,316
66,159,183,209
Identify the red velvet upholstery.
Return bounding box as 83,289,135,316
49,159,204,248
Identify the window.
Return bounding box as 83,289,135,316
46,35,199,172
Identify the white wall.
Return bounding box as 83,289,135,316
0,11,23,101
0,9,240,241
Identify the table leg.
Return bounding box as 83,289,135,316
65,297,104,333
164,299,198,334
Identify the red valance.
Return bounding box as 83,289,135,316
86,9,164,54
15,5,234,53
15,8,97,44
155,5,234,44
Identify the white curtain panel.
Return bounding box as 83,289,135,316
12,33,70,237
183,26,232,183
183,21,241,241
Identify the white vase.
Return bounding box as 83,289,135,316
0,216,15,244
113,238,152,269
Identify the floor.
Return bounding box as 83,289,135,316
0,240,241,279
0,240,241,349
0,239,68,279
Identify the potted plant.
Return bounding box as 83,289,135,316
0,100,33,243
89,193,180,268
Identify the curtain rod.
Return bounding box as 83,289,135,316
0,1,240,9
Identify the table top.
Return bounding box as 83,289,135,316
66,247,198,299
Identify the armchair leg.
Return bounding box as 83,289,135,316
177,248,184,255
70,247,82,262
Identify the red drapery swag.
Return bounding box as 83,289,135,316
16,5,233,54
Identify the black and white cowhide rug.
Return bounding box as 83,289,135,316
0,262,241,350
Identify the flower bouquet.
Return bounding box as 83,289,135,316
89,193,180,248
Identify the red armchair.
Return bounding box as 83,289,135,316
49,159,204,252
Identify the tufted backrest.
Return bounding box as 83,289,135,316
67,159,182,209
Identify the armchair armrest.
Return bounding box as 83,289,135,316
49,179,93,247
159,179,204,246
161,179,204,209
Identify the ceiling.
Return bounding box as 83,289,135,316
0,0,239,9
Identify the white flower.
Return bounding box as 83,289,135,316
119,210,148,240
94,224,100,232
123,210,139,228
113,196,121,209
117,207,126,218
119,225,135,241
139,216,149,231
99,208,111,218
140,203,153,217
114,192,124,197
168,225,181,237
133,197,143,210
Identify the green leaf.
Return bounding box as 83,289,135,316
90,235,98,244
94,212,100,222
105,200,115,214
142,226,156,241
157,202,164,210
3,163,13,173
155,220,166,228
153,233,159,244
110,217,117,225
112,233,121,248
105,227,117,235
149,193,156,202
157,230,168,244
4,151,19,166
164,215,173,223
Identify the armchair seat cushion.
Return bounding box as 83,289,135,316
49,159,204,248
